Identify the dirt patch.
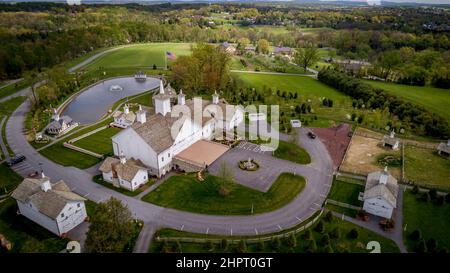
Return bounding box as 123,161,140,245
312,123,352,168
340,131,401,179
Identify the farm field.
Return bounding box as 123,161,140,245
340,128,401,179
363,80,450,123
404,145,450,190
403,190,450,252
83,43,192,71
142,173,306,215
327,178,364,207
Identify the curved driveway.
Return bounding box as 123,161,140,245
7,99,334,236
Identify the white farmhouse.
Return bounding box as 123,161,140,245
111,82,243,177
11,174,87,236
111,104,136,128
362,167,399,219
46,109,78,136
98,154,148,191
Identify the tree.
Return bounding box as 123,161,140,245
256,39,270,55
421,192,431,203
217,162,234,196
221,239,228,250
320,234,330,246
412,185,419,194
330,227,341,239
294,42,320,72
324,244,334,253
23,70,45,105
428,189,438,200
416,239,427,253
349,228,359,239
307,239,317,253
314,220,324,233
237,240,247,253
85,197,135,253
409,230,422,241
271,237,281,250
287,233,297,248
237,37,250,50
426,238,437,253
325,211,333,222
304,229,313,240
256,240,264,251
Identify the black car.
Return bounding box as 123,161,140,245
6,154,26,166
307,132,316,139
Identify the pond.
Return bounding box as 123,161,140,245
61,77,160,124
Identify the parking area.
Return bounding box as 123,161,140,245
208,141,305,192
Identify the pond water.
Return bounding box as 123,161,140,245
62,77,160,124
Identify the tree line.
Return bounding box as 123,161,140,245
318,69,450,138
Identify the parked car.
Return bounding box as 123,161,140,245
6,154,26,166
307,132,316,139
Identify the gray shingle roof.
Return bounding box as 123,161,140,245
11,178,85,220
363,170,399,208
437,142,450,154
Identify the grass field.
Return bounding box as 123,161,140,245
0,163,22,195
0,79,28,100
364,80,450,123
84,43,192,71
328,178,364,207
0,198,70,253
273,140,311,164
142,173,306,215
73,127,121,155
403,190,450,252
150,215,399,253
39,142,101,169
404,145,450,190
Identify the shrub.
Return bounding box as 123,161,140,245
256,241,264,251
426,238,437,253
287,233,297,248
420,192,431,203
429,189,438,200
314,220,324,233
320,234,330,246
307,239,317,253
330,227,341,239
304,230,313,241
325,211,333,222
271,237,281,250
416,239,427,253
237,240,247,253
153,64,157,70
436,195,445,205
221,239,228,250
349,228,359,239
409,230,422,241
324,244,334,253
411,185,419,194
206,241,214,251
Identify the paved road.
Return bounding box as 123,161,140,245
0,78,23,90
0,116,10,160
0,80,45,104
6,99,334,238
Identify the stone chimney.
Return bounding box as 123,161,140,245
136,105,146,124
124,104,129,114
178,89,185,106
212,90,219,105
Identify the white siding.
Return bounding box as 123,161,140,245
130,169,148,191
17,201,60,235
363,197,394,219
102,171,114,183
57,201,87,235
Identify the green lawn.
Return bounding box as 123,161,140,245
273,140,311,165
364,80,450,123
403,190,450,252
73,127,121,155
150,215,399,253
84,43,192,71
404,145,450,190
39,142,101,169
142,173,306,215
328,178,365,207
92,174,153,197
0,163,23,195
0,198,70,253
0,79,28,100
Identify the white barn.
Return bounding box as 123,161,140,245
98,155,148,191
111,82,243,177
11,174,87,236
362,167,399,219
